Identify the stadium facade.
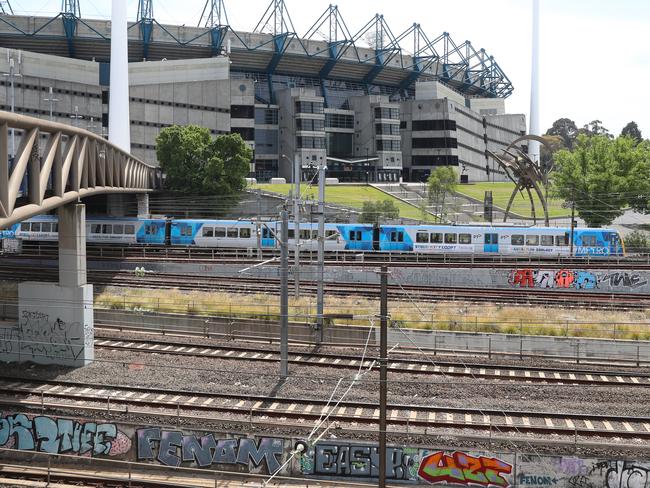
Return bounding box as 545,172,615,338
0,3,526,183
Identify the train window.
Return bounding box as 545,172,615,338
91,224,101,234
541,235,554,246
300,229,311,240
287,230,294,239
114,224,124,234
181,226,193,237
53,224,58,233
326,230,338,239
431,233,443,243
444,233,457,244
526,235,539,246
459,234,472,244
262,227,275,239
240,228,251,238
32,222,41,232
349,230,363,241
555,235,569,246
41,223,52,233
511,235,524,245
312,231,319,239
20,223,30,232
202,227,214,237
582,235,597,246
102,224,112,234
227,228,238,238
416,232,429,243
125,225,135,235
215,227,226,237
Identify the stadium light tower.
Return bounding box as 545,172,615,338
109,0,131,152
529,0,540,163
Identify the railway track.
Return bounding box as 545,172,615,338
2,376,649,440
11,242,650,269
95,335,650,388
1,265,648,310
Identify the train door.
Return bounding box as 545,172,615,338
164,219,172,246
261,224,276,248
372,225,380,251
484,233,499,253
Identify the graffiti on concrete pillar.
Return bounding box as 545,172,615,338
508,269,647,291
136,428,285,473
0,412,130,457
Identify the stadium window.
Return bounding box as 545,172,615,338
227,228,238,238
459,233,472,244
239,228,251,238
444,233,457,244
526,235,539,246
431,233,443,243
202,227,214,237
125,225,135,235
102,224,112,234
511,235,525,246
541,235,554,246
91,224,101,234
113,224,124,234
416,232,429,243
215,227,226,238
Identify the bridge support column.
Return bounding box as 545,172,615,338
137,193,149,218
11,203,94,367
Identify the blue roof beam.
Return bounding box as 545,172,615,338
393,24,441,94
351,14,402,88
61,0,80,58
137,0,154,59
304,5,355,79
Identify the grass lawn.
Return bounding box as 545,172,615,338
252,184,433,221
455,182,569,219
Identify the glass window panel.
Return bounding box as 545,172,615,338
202,227,214,237
431,233,443,243
102,224,112,234
416,232,429,243
113,224,124,234
227,228,238,238
459,233,472,244
526,235,539,246
444,233,457,244
125,225,135,234
511,235,524,245
240,228,251,238
541,235,554,246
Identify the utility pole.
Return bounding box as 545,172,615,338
316,163,326,342
294,157,300,299
569,199,575,257
280,209,289,379
256,190,262,260
2,51,22,158
378,265,389,488
43,87,59,121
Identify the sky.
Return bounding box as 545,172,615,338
9,0,650,137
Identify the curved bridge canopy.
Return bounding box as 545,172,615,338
0,111,161,230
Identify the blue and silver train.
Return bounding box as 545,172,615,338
1,215,625,257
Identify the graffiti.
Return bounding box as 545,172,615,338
299,442,418,480
0,413,129,457
601,272,648,290
136,428,284,473
606,461,650,488
554,457,588,476
0,311,87,361
507,269,648,291
519,474,559,485
417,451,512,487
567,475,595,488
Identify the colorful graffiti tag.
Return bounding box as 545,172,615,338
508,269,647,290
136,428,285,473
0,412,130,457
418,451,513,487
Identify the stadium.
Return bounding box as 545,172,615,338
0,0,526,183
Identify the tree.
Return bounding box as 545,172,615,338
621,121,643,144
427,167,457,221
359,199,399,224
624,230,650,253
545,118,579,150
540,134,564,174
156,125,252,195
551,135,650,227
580,120,613,139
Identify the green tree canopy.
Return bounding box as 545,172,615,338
621,121,643,144
359,199,400,224
551,135,650,227
427,166,458,221
545,118,579,150
624,230,650,253
156,125,252,195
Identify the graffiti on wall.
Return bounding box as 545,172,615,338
136,428,285,474
0,311,87,361
417,451,513,487
508,269,647,290
0,412,130,457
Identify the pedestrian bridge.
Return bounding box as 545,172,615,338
0,111,161,230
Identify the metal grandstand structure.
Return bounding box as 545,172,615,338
0,0,514,101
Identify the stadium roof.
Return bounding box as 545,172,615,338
0,1,514,100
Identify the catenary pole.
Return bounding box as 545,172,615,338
316,163,326,342
294,158,300,298
280,209,289,379
379,265,389,488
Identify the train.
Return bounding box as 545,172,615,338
0,215,625,257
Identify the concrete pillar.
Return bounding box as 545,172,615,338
59,203,87,287
4,203,95,367
137,193,149,218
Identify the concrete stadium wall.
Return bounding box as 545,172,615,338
0,410,648,486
